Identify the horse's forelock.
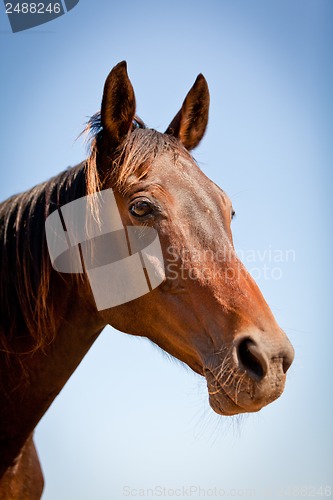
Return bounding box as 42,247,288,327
84,112,190,195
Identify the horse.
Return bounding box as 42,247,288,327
0,61,294,499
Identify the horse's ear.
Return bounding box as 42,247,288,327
101,61,136,148
165,74,210,150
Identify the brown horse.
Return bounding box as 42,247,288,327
0,62,294,499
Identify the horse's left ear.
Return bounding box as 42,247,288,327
165,74,210,150
101,61,136,148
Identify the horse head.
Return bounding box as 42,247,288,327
89,61,294,415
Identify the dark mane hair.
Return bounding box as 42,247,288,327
0,164,88,358
0,114,189,357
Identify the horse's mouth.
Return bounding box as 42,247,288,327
204,367,253,416
207,385,245,416
209,395,244,416
204,364,285,416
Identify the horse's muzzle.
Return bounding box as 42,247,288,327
205,331,294,415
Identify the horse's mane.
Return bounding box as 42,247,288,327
0,113,188,357
0,164,88,358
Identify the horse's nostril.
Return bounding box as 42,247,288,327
282,344,294,374
237,338,268,380
283,358,290,374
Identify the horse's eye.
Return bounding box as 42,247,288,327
130,201,153,218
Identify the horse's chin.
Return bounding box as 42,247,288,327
208,390,246,416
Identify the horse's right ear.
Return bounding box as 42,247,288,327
165,74,210,150
101,61,136,148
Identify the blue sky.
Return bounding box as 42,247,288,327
1,1,332,499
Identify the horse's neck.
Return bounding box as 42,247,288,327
0,164,109,473
0,278,105,475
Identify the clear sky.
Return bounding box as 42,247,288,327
1,1,332,499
